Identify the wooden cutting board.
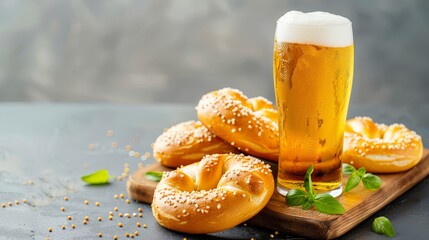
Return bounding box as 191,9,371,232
127,149,429,239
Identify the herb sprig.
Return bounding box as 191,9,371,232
342,164,382,192
372,216,395,237
286,165,345,215
81,169,111,185
145,171,163,182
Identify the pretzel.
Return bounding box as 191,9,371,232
197,88,279,162
343,117,423,173
153,121,239,167
151,153,274,234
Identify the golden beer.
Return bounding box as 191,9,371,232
274,11,354,197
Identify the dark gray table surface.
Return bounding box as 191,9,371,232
0,103,428,240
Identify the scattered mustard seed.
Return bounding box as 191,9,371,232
71,224,76,229
275,231,279,235
119,213,123,217
130,234,134,238
125,232,130,237
125,145,132,151
138,213,143,218
133,152,140,158
88,143,96,151
67,216,73,220
134,231,139,236
114,194,118,199
84,216,89,221
1,203,5,208
61,225,66,230
60,207,65,212
125,213,130,218
48,227,53,232
113,235,118,240
270,234,274,238
114,207,118,212
117,176,123,181
107,130,114,137
95,202,100,207
136,222,141,227
109,215,113,220
111,141,118,148
84,200,89,205
118,222,123,228
8,202,12,207
143,224,147,228
83,220,88,225
98,217,102,221
119,193,124,199
125,199,131,204
138,208,142,213
15,200,19,205
109,211,113,216
98,232,103,237
64,196,69,201
22,199,27,203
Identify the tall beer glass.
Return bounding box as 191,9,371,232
274,11,354,197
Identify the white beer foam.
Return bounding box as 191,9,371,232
276,11,353,47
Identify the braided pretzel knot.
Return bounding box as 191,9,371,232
197,88,279,162
344,117,423,173
153,121,238,167
151,153,274,233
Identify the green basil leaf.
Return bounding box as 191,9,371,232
301,200,313,210
356,167,366,178
345,173,362,192
342,164,356,175
362,173,382,190
304,165,314,196
286,189,307,206
372,216,395,237
314,193,345,215
81,169,110,185
145,171,163,182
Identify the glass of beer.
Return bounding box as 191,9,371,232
273,11,354,197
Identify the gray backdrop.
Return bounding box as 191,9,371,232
0,0,428,106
